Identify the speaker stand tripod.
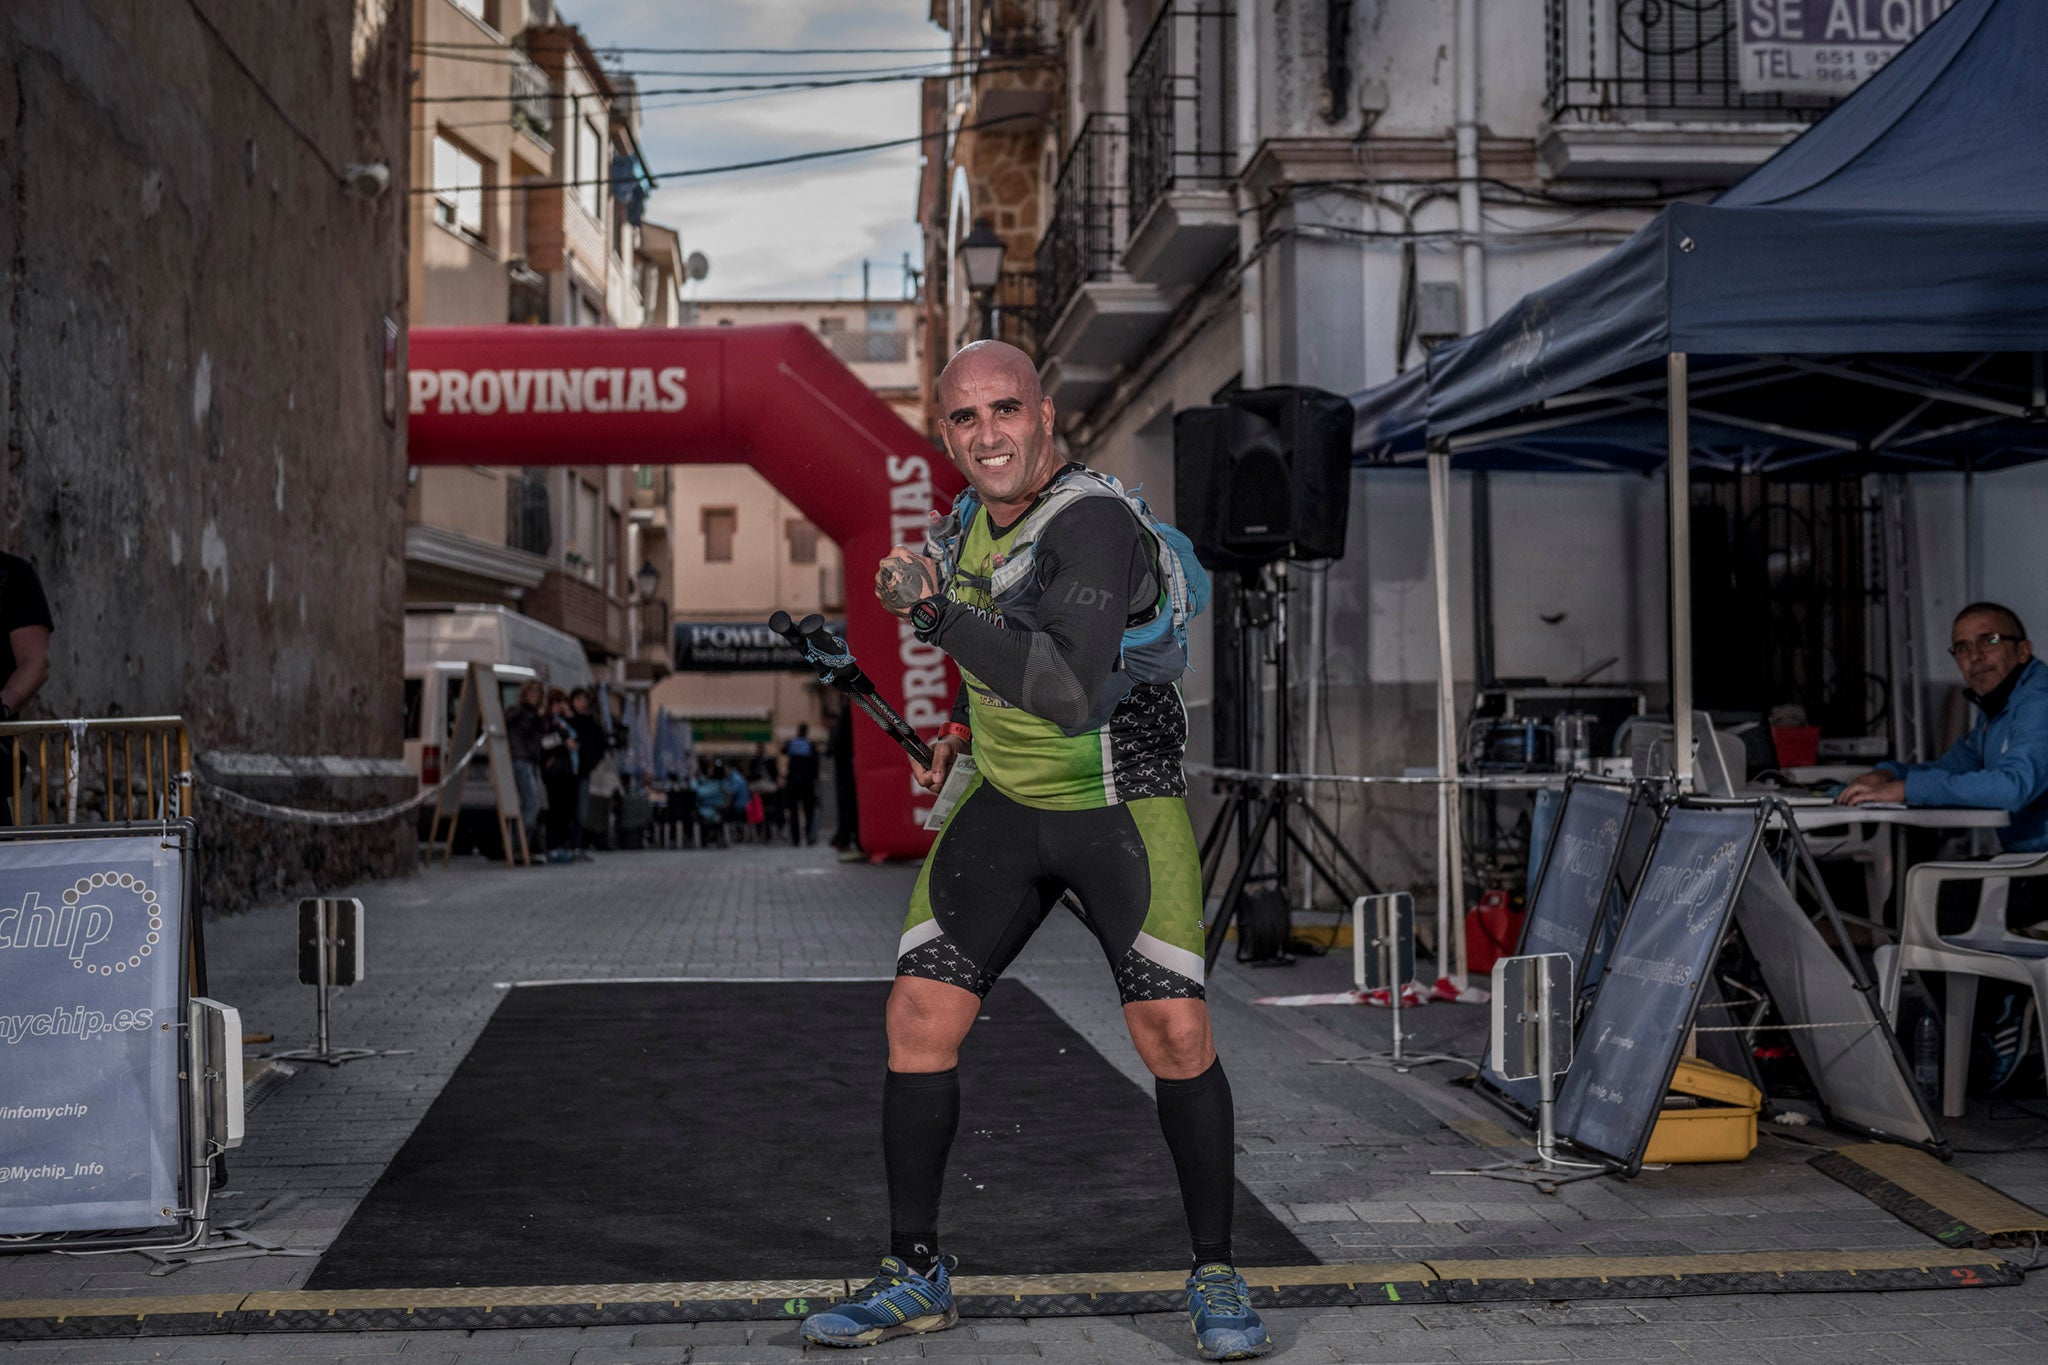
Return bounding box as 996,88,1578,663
1200,562,1380,972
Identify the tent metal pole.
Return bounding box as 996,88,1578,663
1964,464,1981,602
1428,448,1466,983
1669,353,1694,793
1299,564,1326,912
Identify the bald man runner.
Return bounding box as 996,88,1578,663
799,342,1270,1361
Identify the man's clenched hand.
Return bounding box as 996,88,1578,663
912,734,967,794
876,547,940,617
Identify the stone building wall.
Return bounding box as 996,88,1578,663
0,0,416,910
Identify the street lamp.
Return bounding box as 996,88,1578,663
636,558,661,601
956,217,1006,341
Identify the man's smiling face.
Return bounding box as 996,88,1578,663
935,341,1060,516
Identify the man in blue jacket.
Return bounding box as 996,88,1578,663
1841,601,2048,1086
1839,600,2048,854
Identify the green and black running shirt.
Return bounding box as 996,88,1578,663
922,476,1188,810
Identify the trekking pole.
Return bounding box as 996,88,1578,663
774,614,1098,924
770,612,933,767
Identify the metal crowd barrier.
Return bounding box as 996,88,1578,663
0,715,192,826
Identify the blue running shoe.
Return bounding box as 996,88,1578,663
800,1255,957,1348
1186,1263,1272,1361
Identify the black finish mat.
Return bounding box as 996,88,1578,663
307,979,1315,1288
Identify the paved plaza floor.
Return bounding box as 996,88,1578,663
3,840,2047,1363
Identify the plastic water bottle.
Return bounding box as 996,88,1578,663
1913,1012,1941,1106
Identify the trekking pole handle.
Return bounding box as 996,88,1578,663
769,612,933,768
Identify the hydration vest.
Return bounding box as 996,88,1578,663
924,465,1211,694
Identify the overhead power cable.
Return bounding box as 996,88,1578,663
415,68,963,134
182,0,347,183
413,65,1033,104
411,41,959,55
413,47,965,78
409,114,1029,196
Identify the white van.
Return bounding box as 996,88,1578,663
402,604,594,806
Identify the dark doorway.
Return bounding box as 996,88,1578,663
1690,475,1884,736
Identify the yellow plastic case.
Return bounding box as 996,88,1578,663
1643,1057,1762,1164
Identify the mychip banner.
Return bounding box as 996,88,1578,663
0,833,186,1235
1739,0,1960,95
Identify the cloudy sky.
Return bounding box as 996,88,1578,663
565,0,945,301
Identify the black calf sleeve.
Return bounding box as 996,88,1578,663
1155,1056,1234,1270
884,1066,959,1266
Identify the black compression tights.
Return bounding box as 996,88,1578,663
1157,1057,1235,1270
884,1066,959,1267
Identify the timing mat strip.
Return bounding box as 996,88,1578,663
1813,1143,2048,1249
0,1249,2021,1340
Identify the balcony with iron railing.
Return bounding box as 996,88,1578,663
976,0,1056,58
995,268,1040,356
1034,114,1171,415
825,330,912,365
526,568,625,657
953,268,1040,356
1036,114,1126,344
1541,0,1833,179
963,0,1058,125
1125,4,1236,288
510,45,553,147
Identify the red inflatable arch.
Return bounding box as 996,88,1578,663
407,324,961,861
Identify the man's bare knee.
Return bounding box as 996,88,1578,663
887,978,979,1071
1126,1000,1215,1079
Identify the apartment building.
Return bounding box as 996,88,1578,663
405,0,685,684
648,463,848,756
921,0,1855,893
687,298,925,427
647,298,921,751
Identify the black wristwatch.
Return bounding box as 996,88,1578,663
0,702,13,723
909,596,947,643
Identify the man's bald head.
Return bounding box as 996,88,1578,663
937,340,1042,408
933,339,1060,515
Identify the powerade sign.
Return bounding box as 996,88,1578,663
0,835,184,1234
1739,0,1958,94
674,620,841,672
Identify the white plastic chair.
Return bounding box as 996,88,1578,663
1877,850,2048,1117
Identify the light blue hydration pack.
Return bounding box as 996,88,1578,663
924,464,1212,685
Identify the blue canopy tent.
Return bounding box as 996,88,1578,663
1351,0,2048,862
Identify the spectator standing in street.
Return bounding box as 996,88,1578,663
722,758,752,841
692,757,729,847
568,687,609,858
0,553,52,825
539,688,581,863
504,679,548,859
746,741,781,843
783,722,821,846
828,705,862,862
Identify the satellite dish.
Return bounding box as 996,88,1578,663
686,251,710,282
